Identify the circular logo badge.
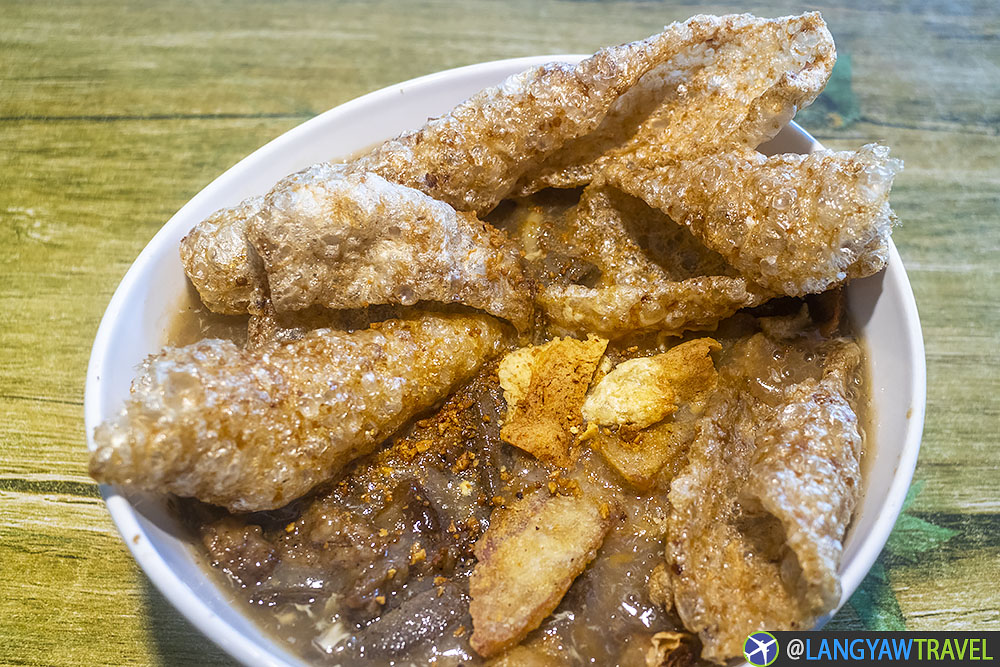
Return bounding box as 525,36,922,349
744,631,779,667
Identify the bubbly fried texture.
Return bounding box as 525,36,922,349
518,12,834,193
356,13,822,215
527,187,771,338
583,338,720,428
498,336,608,468
179,196,267,315
90,314,506,512
606,144,903,296
246,169,532,331
469,490,612,657
180,13,791,314
744,343,863,615
667,334,863,662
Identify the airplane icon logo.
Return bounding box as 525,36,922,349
744,631,779,667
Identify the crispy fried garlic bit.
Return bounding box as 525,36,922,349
498,335,608,467
667,335,863,662
606,144,903,296
532,187,771,338
90,314,505,512
246,169,533,332
518,12,834,193
583,338,721,428
469,489,612,657
588,338,720,491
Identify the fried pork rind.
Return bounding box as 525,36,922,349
183,167,533,330
517,12,834,193
179,195,267,315
245,169,532,331
606,144,903,296
527,187,772,338
90,314,505,512
667,335,863,662
356,13,829,214
588,338,720,491
469,490,612,657
583,338,720,428
181,14,784,313
498,336,608,467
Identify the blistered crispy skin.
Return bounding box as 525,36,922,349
89,314,506,512
499,336,608,468
181,15,769,313
531,187,771,338
744,343,863,614
178,196,267,314
667,336,863,662
606,144,903,296
518,12,834,193
245,169,532,331
469,490,612,657
355,13,818,214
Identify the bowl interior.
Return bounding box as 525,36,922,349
84,56,924,666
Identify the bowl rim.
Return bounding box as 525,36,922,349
84,55,925,666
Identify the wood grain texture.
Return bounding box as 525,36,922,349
2,1,998,664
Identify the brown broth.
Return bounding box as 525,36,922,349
167,194,875,666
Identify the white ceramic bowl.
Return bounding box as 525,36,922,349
85,56,925,666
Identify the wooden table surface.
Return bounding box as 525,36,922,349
2,0,998,664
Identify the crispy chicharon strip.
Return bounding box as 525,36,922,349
531,187,772,338
245,169,533,331
179,195,269,315
517,12,834,193
180,13,816,314
89,314,506,512
667,336,863,662
605,144,903,296
469,489,612,657
182,167,532,330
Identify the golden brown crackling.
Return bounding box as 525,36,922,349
498,336,607,468
605,144,902,296
588,338,720,490
246,170,533,332
517,12,834,193
469,490,613,657
529,187,772,339
180,14,777,315
667,336,863,662
89,313,506,512
583,338,720,428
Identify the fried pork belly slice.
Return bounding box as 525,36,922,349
667,337,863,662
528,187,771,338
244,170,533,331
583,338,720,428
89,314,505,512
518,12,834,193
606,144,903,296
498,336,608,468
469,489,613,657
